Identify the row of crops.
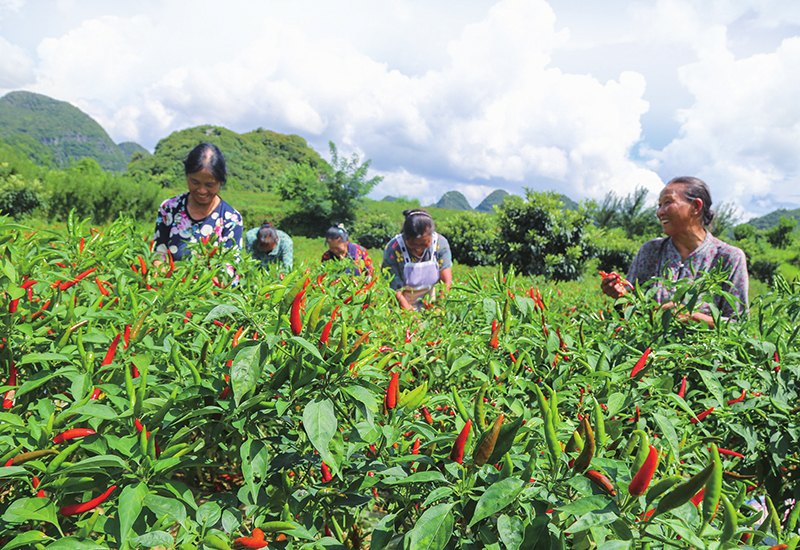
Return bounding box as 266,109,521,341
0,214,798,550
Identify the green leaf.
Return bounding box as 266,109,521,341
43,538,108,550
0,530,50,550
597,541,632,550
67,403,120,420
19,352,70,365
2,498,63,535
498,514,525,550
407,503,455,550
697,370,725,409
143,494,187,526
289,335,324,362
117,482,148,550
60,455,131,475
197,501,223,528
557,495,614,515
660,519,706,548
652,412,680,462
469,477,526,526
303,397,338,472
241,439,269,502
340,384,378,413
384,471,447,485
565,510,618,533
203,304,240,322
128,531,174,547
231,343,263,406
368,513,397,550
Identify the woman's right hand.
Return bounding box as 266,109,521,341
600,271,627,299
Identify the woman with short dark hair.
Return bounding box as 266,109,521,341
382,209,453,310
601,177,749,326
321,224,373,276
244,222,293,271
153,143,243,262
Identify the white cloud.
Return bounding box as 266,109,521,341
0,35,32,87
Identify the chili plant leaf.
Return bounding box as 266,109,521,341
2,498,63,536
117,482,148,550
697,370,725,409
407,502,455,550
498,514,525,550
127,532,174,547
231,342,264,406
203,304,240,322
652,412,680,461
469,477,526,527
303,397,338,473
368,513,397,550
1,531,51,550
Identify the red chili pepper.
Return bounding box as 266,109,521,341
123,324,131,349
20,279,37,290
411,438,421,455
331,305,340,319
166,251,175,278
726,389,746,405
449,420,472,464
233,537,268,549
556,327,566,350
321,461,333,482
629,445,658,497
690,488,705,507
232,327,244,347
90,388,102,400
773,350,780,372
95,277,110,296
690,407,714,424
678,376,687,398
79,237,85,254
59,267,98,291
53,428,96,444
101,333,121,367
319,320,333,348
59,485,116,516
489,319,500,349
630,347,652,378
3,363,17,409
8,299,18,313
405,327,418,343
714,447,745,458
386,371,399,409
422,406,433,424
541,313,548,337
290,290,305,336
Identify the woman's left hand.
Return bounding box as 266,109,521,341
660,302,715,328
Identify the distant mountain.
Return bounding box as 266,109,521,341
747,208,800,231
126,125,327,191
0,91,129,171
381,196,400,202
558,194,579,210
476,189,509,213
118,142,150,160
435,190,472,211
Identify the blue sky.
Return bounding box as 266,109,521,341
1,0,800,220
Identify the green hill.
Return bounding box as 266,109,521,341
476,189,509,213
747,208,800,231
126,125,327,191
435,190,472,211
118,142,150,160
0,91,129,171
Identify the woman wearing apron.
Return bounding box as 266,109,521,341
382,209,453,310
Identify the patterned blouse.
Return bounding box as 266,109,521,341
245,227,293,271
382,233,452,291
321,242,374,276
626,232,749,320
153,193,243,261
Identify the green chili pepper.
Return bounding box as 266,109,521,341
653,461,716,518
124,356,136,409
336,320,347,353
645,475,682,505
474,382,488,431
766,495,781,538
534,385,549,418
452,387,472,427
520,453,535,483
579,320,585,347
45,440,82,475
129,306,152,345
592,398,606,447
146,427,158,461
787,496,800,533
547,385,559,421
700,444,723,534
732,481,746,510
203,534,232,550
631,430,651,472
399,382,428,412
487,415,524,464
572,417,594,474
544,409,561,477
133,360,148,419
150,387,178,427
621,431,641,458
503,298,510,333
307,295,328,334
719,494,737,543
0,443,23,466
499,453,513,479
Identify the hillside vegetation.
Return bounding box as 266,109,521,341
0,91,132,171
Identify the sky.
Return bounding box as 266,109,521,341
1,0,800,220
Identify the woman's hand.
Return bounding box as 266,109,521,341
660,302,715,328
439,267,453,291
600,272,627,299
396,289,414,311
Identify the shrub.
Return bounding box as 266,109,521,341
587,227,640,274
349,212,399,250
0,165,49,219
496,189,592,281
437,211,498,266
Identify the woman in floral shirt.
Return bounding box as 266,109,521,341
153,143,243,265
601,177,749,326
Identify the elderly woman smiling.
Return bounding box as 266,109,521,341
601,177,749,327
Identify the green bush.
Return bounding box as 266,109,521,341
349,212,399,250
587,227,640,274
437,211,498,266
496,190,592,280
0,166,49,219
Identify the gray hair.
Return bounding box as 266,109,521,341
667,176,715,226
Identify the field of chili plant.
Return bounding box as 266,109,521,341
0,214,798,550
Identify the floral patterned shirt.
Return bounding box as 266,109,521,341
321,242,374,276
382,233,452,291
153,193,243,261
626,232,749,320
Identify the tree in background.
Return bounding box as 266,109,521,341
496,190,592,281
276,142,382,237
437,211,498,266
765,216,797,249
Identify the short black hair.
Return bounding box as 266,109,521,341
256,223,277,245
184,143,227,185
326,225,348,242
402,209,434,239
